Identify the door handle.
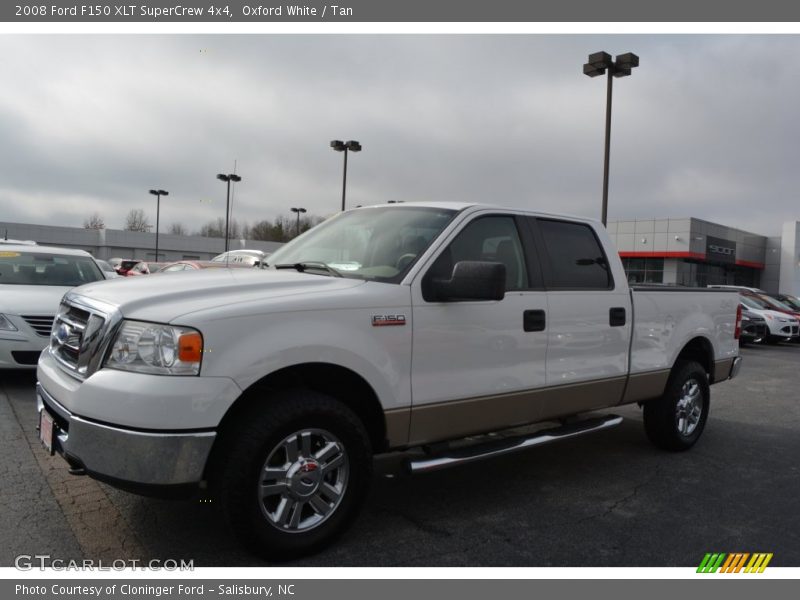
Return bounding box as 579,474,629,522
609,307,626,327
524,309,546,332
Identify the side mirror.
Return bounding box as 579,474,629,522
431,261,506,302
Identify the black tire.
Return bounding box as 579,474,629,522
210,389,372,560
643,360,710,451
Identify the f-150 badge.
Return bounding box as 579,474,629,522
372,315,406,326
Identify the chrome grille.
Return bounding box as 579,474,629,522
21,315,55,337
49,294,116,379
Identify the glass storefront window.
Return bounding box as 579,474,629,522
621,257,664,284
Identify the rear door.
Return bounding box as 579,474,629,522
525,217,631,418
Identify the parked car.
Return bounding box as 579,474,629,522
211,249,269,268
126,261,167,276
95,259,121,279
747,293,800,342
776,293,800,311
36,203,741,559
0,245,105,368
1,238,37,245
116,259,141,276
157,260,253,273
739,294,799,343
739,304,768,345
708,285,800,340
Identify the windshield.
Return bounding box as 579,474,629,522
780,295,800,310
0,251,104,286
757,294,795,312
267,206,458,282
741,295,769,310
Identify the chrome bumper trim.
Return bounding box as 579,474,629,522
729,356,742,380
36,382,215,486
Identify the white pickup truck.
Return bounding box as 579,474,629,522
36,203,742,559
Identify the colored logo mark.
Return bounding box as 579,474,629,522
697,553,773,573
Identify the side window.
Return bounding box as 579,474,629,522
535,219,612,289
424,216,528,295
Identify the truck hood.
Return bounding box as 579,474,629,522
0,284,72,315
71,269,365,323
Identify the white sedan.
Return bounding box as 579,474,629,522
0,245,106,368
740,294,800,343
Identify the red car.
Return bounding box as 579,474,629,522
115,259,141,276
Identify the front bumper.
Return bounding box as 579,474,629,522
37,383,215,488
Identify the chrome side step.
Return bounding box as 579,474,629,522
406,414,623,474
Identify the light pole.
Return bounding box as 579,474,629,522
330,140,361,212
148,189,168,261
583,51,639,226
290,207,307,237
216,173,242,253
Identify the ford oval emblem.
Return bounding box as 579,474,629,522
55,323,71,344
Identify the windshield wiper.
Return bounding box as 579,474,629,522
274,262,343,277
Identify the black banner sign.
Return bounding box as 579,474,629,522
5,0,800,22
706,235,736,264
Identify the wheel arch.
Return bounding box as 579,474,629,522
672,336,716,381
210,362,388,464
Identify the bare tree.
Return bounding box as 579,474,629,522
123,209,152,232
249,219,274,241
249,214,325,242
83,213,105,230
198,217,241,239
168,222,188,236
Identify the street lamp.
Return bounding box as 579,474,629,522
330,140,362,212
290,207,307,237
583,51,639,226
148,189,168,261
216,173,242,253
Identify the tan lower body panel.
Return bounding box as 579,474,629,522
620,369,671,405
385,360,730,448
402,377,627,447
714,358,734,382
384,407,411,448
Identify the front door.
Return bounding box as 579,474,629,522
408,213,549,445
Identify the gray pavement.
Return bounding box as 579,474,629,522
1,343,798,567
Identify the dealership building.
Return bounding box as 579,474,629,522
2,216,800,296
607,218,800,295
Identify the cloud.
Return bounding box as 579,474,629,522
0,34,797,236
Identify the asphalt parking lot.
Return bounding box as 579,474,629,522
2,343,799,567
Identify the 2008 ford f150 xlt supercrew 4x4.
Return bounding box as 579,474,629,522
36,203,742,558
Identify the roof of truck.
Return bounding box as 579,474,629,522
357,201,600,224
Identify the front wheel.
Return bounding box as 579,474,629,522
643,360,710,451
211,390,372,560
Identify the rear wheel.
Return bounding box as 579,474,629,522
211,390,372,560
643,360,709,451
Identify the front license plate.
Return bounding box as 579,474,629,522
39,409,54,455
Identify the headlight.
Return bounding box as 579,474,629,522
105,320,203,375
0,314,18,331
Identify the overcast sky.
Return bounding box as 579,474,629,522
0,34,797,236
